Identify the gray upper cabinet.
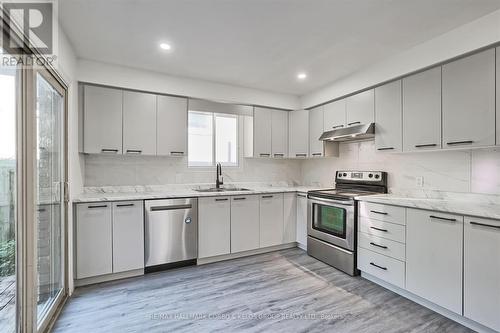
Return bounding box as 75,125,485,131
403,67,442,152
497,47,500,146
346,89,374,126
253,107,272,157
123,91,157,155
323,99,346,130
309,106,324,157
157,95,188,156
271,110,288,158
288,110,309,158
442,49,496,148
83,85,123,154
375,80,402,152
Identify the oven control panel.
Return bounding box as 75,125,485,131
336,171,384,182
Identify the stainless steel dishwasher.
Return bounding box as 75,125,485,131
144,198,198,270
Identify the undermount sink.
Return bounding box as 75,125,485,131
194,187,251,193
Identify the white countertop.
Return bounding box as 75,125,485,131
73,184,323,203
356,193,500,220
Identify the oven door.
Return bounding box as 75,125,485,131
307,196,355,251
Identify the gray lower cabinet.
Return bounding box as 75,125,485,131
464,217,500,332
375,80,402,152
283,193,297,243
442,49,496,149
403,67,442,152
123,91,157,155
157,95,188,156
406,209,463,314
231,195,260,253
296,193,308,248
76,203,113,279
259,193,284,247
83,85,123,154
198,197,231,258
112,201,144,273
346,89,374,127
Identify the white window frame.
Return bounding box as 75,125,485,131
188,111,239,168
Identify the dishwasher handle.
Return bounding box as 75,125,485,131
150,204,193,211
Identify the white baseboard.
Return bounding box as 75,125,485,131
361,272,497,333
75,269,144,287
197,242,297,265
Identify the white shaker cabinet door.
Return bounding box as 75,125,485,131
375,80,402,152
157,95,188,156
403,67,442,152
76,203,113,279
442,49,495,148
198,197,231,258
83,85,123,154
112,201,144,273
271,110,288,158
253,107,272,158
464,217,500,332
288,110,309,158
283,193,297,243
323,99,346,131
497,47,500,146
231,195,260,253
406,209,463,314
346,89,374,127
259,193,284,248
122,91,157,155
309,106,324,157
296,193,308,249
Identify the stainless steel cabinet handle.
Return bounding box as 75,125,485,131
233,197,246,201
295,153,307,157
447,140,473,146
101,149,118,153
170,151,184,155
415,144,437,148
151,204,192,211
377,147,394,151
348,121,361,126
429,215,457,222
370,210,388,215
273,153,284,157
215,198,228,202
262,195,273,198
370,226,388,232
370,242,388,249
332,124,344,129
88,205,108,209
116,203,134,207
312,153,322,156
370,262,387,270
259,153,270,157
469,221,500,230
126,149,142,154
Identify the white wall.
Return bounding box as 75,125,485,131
77,59,300,110
301,141,500,195
301,9,500,109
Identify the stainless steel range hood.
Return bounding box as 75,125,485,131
319,123,375,142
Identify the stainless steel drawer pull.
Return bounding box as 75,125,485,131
348,121,361,126
370,210,388,215
370,262,387,271
274,153,284,157
415,143,437,148
370,242,388,249
447,140,473,146
88,205,107,209
429,215,457,222
332,124,344,129
151,204,192,211
312,153,322,156
233,197,246,201
259,153,270,157
370,226,388,232
262,195,273,198
126,149,142,154
470,221,500,230
116,203,134,207
295,153,307,157
101,149,118,153
170,151,184,155
215,198,228,202
377,147,394,151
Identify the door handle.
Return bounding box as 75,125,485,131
332,124,344,129
370,210,388,215
370,226,388,232
446,140,473,146
126,149,142,154
347,121,361,126
377,147,394,151
215,198,228,202
429,215,457,222
116,203,134,207
101,149,118,153
370,242,388,249
87,204,108,209
370,262,387,270
233,197,246,201
415,144,437,148
150,204,192,211
469,221,500,230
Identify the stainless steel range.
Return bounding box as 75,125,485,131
307,170,387,276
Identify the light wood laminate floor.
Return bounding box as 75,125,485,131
53,249,472,333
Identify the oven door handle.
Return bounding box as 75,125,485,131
308,196,354,206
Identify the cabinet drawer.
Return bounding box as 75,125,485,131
359,217,406,243
358,232,405,261
358,247,405,289
359,202,406,225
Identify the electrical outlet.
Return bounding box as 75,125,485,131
415,176,424,187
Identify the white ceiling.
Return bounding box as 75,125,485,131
59,0,500,95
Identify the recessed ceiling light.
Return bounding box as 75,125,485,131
297,72,307,80
159,43,172,51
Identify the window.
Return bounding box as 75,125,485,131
188,111,238,167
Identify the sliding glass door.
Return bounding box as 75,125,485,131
35,70,66,330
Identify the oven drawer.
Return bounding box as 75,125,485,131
359,217,406,243
358,232,405,261
358,248,405,288
359,202,406,225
